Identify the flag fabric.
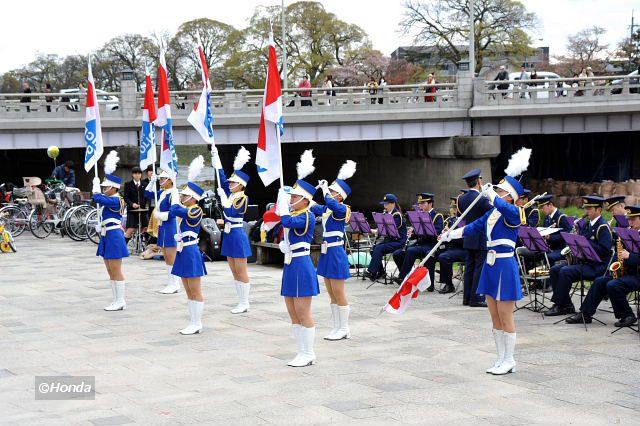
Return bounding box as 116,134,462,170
383,266,431,315
153,51,178,175
83,56,104,172
260,204,282,241
139,71,157,170
256,35,284,187
187,46,215,145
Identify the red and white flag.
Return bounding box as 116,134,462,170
383,266,431,314
153,50,178,175
256,34,283,187
139,70,157,170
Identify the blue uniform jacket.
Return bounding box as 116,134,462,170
457,189,492,250
311,195,349,244
218,168,248,222
94,193,125,223
169,204,203,240
578,216,612,266
544,208,571,250
282,208,316,252
525,207,540,227
463,196,521,254
382,208,407,244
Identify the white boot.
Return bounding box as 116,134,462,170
491,332,517,375
179,300,194,334
287,324,304,366
323,304,339,340
159,264,180,294
180,300,203,335
289,326,316,367
326,305,351,341
105,281,126,311
486,329,505,374
230,281,250,314
103,280,117,311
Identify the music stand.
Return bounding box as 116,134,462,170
406,210,436,239
614,215,630,228
565,216,577,229
554,232,605,330
612,227,640,337
370,212,401,286
347,212,372,278
515,226,552,315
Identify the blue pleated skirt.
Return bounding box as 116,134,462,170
317,246,351,279
221,227,252,258
96,229,129,260
476,257,523,301
157,219,177,248
281,255,320,297
172,245,207,278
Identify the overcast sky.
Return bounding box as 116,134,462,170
0,0,636,73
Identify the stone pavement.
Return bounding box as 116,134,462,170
1,236,640,425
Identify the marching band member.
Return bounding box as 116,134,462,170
544,196,612,317
364,194,407,281
171,156,207,335
566,205,640,327
91,151,129,311
277,150,320,367
392,193,443,290
437,194,468,294
212,146,253,314
518,189,539,227
536,195,571,264
442,174,527,375
605,195,627,228
312,160,357,341
145,168,181,294
458,168,492,307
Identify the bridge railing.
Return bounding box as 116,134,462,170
0,83,458,119
476,75,640,106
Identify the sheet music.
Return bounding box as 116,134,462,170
537,227,561,237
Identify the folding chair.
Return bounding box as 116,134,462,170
515,246,552,317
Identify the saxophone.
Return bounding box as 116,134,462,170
609,239,625,279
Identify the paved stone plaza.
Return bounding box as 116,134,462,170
2,236,640,425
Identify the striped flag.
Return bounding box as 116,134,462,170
256,34,283,187
187,45,215,145
383,266,431,314
83,56,104,172
139,70,157,170
153,50,178,175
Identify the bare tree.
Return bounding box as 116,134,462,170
400,0,537,73
553,26,609,75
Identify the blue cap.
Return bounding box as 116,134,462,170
416,192,434,203
496,176,525,201
380,193,399,204
290,179,317,200
582,195,605,208
331,178,352,198
604,195,625,211
523,188,531,196
536,194,553,206
626,205,640,217
462,168,482,180
105,174,122,185
229,170,250,187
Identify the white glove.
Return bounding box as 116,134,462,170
481,183,498,203
95,223,102,234
154,210,169,221
211,147,222,170
442,227,464,241
217,187,231,208
278,240,290,254
276,188,291,217
145,176,157,192
170,187,180,205
318,179,330,197
91,177,101,194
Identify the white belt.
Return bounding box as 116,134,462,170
101,219,121,234
494,252,514,258
487,239,516,248
289,242,311,251
284,243,311,265
176,231,199,251
223,213,243,223
291,250,311,258
486,249,513,266
325,241,344,248
323,231,344,239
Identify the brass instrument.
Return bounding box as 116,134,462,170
609,239,626,279
561,245,575,265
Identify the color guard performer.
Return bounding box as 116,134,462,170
91,151,129,311
145,168,181,294
277,150,320,367
364,194,407,281
442,173,528,375
212,147,253,314
171,156,208,335
544,196,613,317
518,189,539,227
312,160,357,341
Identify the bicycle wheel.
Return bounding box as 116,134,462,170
29,208,54,239
0,205,28,237
61,206,82,241
85,209,100,245
69,205,92,241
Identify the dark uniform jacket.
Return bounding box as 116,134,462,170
457,189,492,251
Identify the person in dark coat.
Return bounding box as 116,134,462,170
123,167,149,242
457,168,492,307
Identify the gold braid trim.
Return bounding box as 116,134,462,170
110,195,126,215
332,204,351,222
293,210,310,236
232,193,248,212
186,205,203,228
392,211,403,227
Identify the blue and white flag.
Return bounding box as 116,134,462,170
139,71,157,170
83,56,104,172
187,45,215,145
154,51,178,176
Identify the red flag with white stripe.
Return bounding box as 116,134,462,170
384,266,431,314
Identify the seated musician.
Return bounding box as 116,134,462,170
517,189,539,227
364,194,407,281
392,193,443,290
566,205,640,327
605,196,627,228
537,195,572,264
544,196,613,317
437,194,468,294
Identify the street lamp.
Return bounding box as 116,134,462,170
469,0,475,75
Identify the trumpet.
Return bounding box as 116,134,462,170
561,246,575,265
609,239,626,279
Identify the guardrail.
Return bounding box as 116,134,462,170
0,83,458,119
476,75,640,106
